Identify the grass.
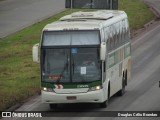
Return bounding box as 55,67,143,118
119,0,155,30
0,0,155,111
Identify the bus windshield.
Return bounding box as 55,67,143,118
42,30,100,46
42,48,101,83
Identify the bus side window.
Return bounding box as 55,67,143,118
104,27,110,52
126,19,129,42
124,28,126,43
111,35,114,50
120,21,123,45
117,34,119,47
126,20,130,42
125,19,128,43
115,23,119,49
109,38,111,51
122,28,125,44
112,29,115,50
122,19,126,44
107,38,110,51
120,29,123,45
127,28,130,41
113,25,117,49
109,26,113,51
112,25,115,49
118,22,121,47
115,32,118,48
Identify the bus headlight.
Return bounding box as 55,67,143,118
88,86,102,91
41,87,54,92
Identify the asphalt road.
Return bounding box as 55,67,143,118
0,0,65,38
2,20,159,120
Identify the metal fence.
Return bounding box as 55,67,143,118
65,0,118,10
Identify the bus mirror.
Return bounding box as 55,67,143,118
32,43,40,63
100,42,106,61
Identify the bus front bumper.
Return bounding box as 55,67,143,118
41,89,104,104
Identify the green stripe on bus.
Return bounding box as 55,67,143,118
41,80,101,89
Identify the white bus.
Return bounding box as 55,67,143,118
32,10,131,109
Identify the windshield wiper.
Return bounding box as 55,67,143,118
56,56,69,83
72,56,75,75
80,75,85,83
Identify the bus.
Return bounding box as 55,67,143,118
32,10,131,109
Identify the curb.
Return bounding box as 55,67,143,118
130,1,160,39
143,1,160,29
144,20,155,28
5,93,40,112
144,1,160,19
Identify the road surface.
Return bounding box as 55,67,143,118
0,0,65,38
3,19,160,120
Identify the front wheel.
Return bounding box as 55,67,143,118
100,100,108,108
117,76,125,96
100,88,110,108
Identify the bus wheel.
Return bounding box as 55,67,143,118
100,88,109,108
49,104,58,109
100,100,108,108
117,75,125,96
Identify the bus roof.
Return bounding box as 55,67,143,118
43,10,127,31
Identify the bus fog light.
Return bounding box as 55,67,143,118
42,87,54,92
96,86,101,90
88,86,102,91
42,87,47,91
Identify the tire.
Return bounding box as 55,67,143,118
100,100,108,108
125,71,128,86
49,104,58,109
117,76,125,96
100,86,110,108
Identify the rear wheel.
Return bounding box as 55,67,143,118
117,75,125,96
49,104,58,109
125,71,128,86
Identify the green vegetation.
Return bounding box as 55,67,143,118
0,0,155,111
0,10,72,111
119,0,155,30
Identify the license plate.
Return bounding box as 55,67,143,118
66,96,77,100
